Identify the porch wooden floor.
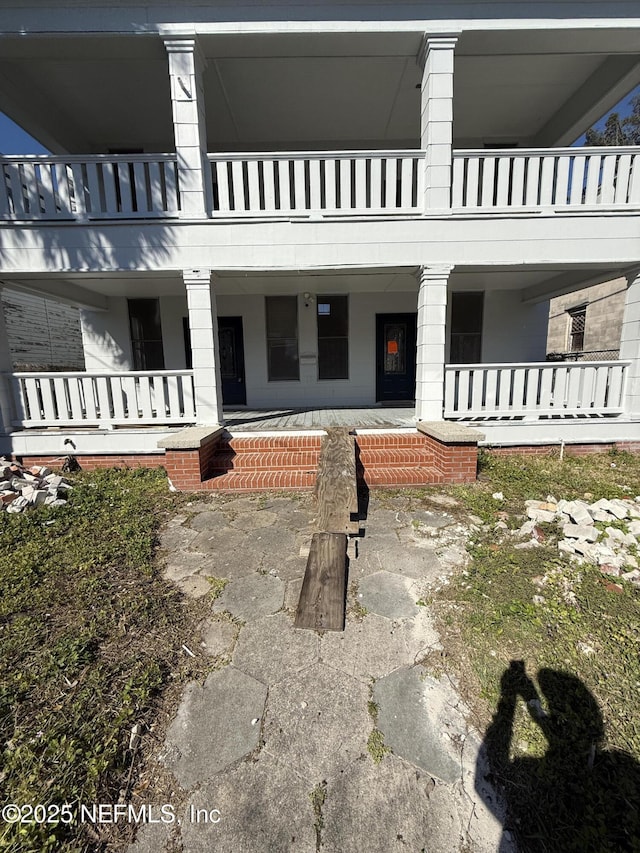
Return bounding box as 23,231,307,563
223,406,416,431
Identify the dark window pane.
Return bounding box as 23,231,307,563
128,299,164,370
450,292,484,363
451,292,484,334
268,341,299,380
383,323,406,374
317,294,348,379
266,296,299,381
318,338,349,380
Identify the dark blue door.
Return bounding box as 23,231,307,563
218,317,246,405
376,313,417,402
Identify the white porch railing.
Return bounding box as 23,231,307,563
452,147,640,211
207,150,424,216
444,361,629,418
0,155,180,220
7,370,196,427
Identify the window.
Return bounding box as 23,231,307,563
568,305,586,352
128,298,164,370
266,296,299,380
317,295,348,380
449,292,484,363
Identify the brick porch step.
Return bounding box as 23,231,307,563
201,469,317,492
361,466,442,487
210,450,320,473
355,431,440,487
203,432,323,490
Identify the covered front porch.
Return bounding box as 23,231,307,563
0,263,638,464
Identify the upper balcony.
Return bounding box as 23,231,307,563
2,145,638,222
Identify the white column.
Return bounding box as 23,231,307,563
415,265,452,421
418,35,458,212
0,288,15,434
165,38,211,219
620,269,640,418
184,269,224,425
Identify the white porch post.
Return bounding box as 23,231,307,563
620,269,640,418
184,269,224,425
418,35,458,212
165,38,211,219
0,288,14,434
415,265,452,421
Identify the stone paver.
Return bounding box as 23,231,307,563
180,752,317,853
320,613,416,681
374,667,468,784
213,573,284,621
358,571,420,620
162,666,267,789
199,617,239,657
232,612,319,684
227,509,278,530
176,574,214,599
263,663,370,778
321,752,464,853
163,550,215,582
360,538,444,580
187,509,227,532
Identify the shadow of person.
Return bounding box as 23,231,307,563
476,661,640,852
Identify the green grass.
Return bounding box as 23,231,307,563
0,468,210,852
428,451,640,852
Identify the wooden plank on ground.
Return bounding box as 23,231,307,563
295,532,347,632
314,427,359,534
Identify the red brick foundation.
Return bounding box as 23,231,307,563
8,436,637,491
16,453,165,470
487,441,640,457
423,438,479,483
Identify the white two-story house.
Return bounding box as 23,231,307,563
0,1,639,488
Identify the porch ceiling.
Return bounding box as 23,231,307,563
0,28,638,154
2,263,631,304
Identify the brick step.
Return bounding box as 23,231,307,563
356,448,434,468
358,466,443,487
202,469,317,492
209,450,320,473
220,435,324,452
354,432,426,450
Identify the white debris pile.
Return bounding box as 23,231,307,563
515,495,640,587
0,457,72,513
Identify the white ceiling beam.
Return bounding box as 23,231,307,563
1,279,108,311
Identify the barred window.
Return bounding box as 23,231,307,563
568,305,586,352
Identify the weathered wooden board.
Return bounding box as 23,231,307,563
314,427,359,534
295,532,347,632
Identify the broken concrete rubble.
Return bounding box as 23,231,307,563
0,457,72,513
511,494,640,589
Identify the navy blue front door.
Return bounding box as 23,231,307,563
376,313,417,402
218,317,246,405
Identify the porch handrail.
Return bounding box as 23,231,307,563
0,153,180,221
207,149,425,216
6,369,196,427
444,360,630,418
452,145,640,211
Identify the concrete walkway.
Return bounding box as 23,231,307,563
129,492,506,853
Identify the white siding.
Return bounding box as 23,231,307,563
1,289,85,370
80,297,133,371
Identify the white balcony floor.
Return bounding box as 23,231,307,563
223,406,416,431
